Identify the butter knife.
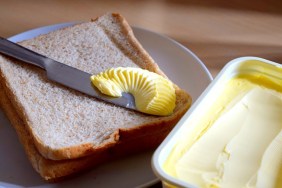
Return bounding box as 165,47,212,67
0,37,136,110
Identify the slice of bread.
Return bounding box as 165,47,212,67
0,13,191,180
0,82,177,181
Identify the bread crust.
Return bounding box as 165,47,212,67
0,13,191,180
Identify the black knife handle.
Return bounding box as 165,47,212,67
0,37,46,69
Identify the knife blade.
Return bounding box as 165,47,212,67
0,37,136,111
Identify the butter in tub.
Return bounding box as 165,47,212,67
152,57,282,188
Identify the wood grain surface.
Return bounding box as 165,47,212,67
1,0,282,77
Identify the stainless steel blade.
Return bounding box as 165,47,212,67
0,37,136,110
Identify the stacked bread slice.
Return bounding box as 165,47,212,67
0,13,191,181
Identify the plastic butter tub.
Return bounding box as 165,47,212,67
152,57,282,188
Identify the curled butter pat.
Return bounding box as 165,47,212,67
90,67,176,116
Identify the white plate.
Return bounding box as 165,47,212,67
0,23,212,188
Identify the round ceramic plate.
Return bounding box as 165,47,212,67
0,23,212,188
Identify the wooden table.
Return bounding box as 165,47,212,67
1,1,282,187
1,0,282,77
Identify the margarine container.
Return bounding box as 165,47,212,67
152,57,282,188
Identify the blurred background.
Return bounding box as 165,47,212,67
1,0,282,76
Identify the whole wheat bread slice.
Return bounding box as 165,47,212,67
0,82,177,181
0,13,191,180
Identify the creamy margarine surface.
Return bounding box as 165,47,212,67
164,73,282,188
90,67,176,116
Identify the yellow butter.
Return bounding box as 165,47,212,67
175,87,282,187
90,67,176,116
164,72,282,187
